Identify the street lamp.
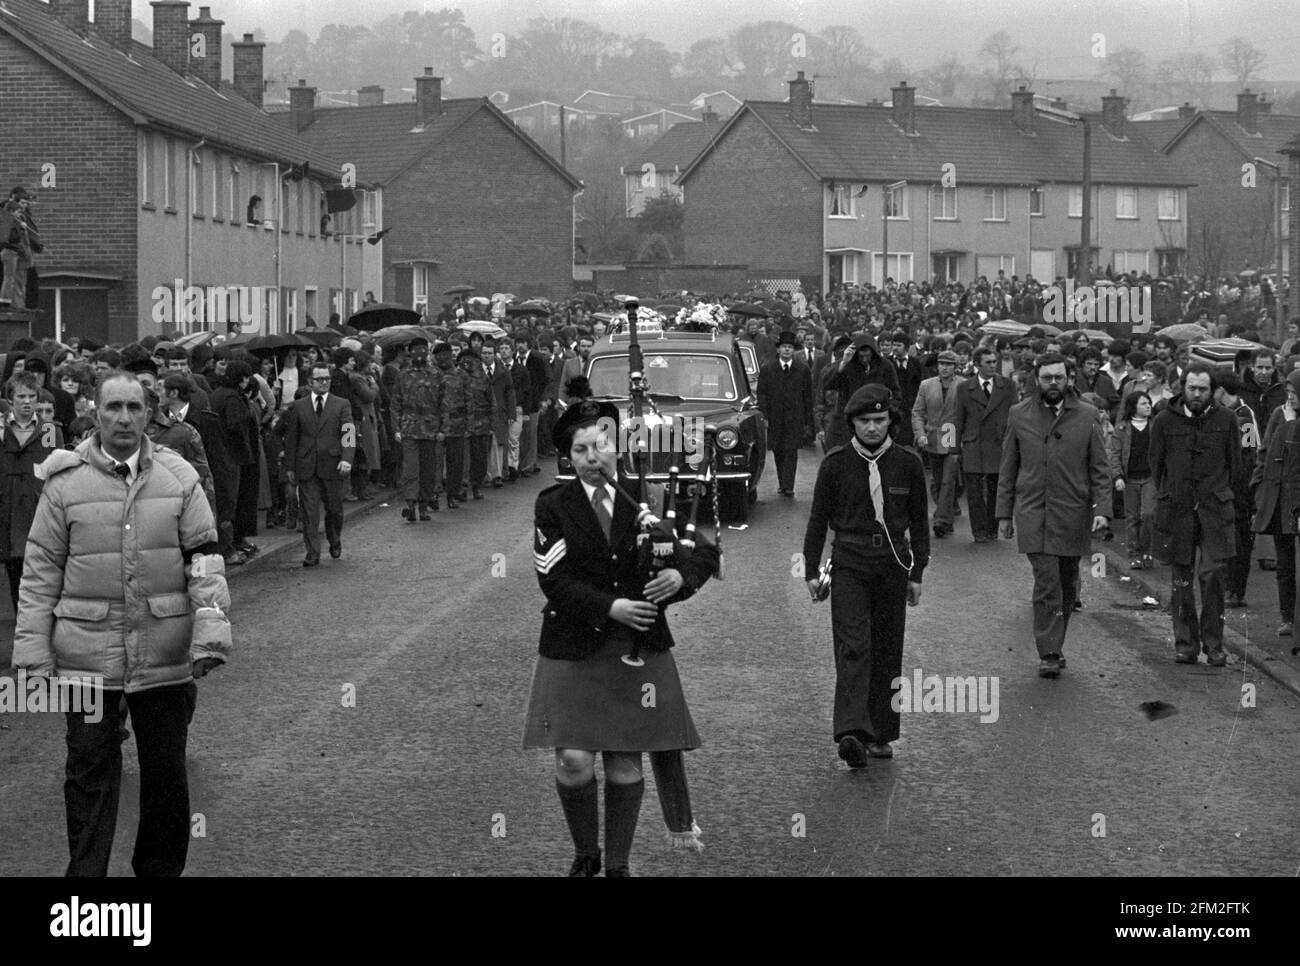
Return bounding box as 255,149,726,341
1252,156,1285,341
882,180,907,286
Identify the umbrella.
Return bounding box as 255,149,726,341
420,325,450,341
1237,269,1259,278
242,332,314,353
1059,328,1111,342
505,300,552,316
372,325,431,349
1157,322,1210,343
728,302,770,318
348,302,422,332
654,302,685,313
457,320,508,339
1033,323,1062,337
220,333,256,347
466,296,490,306
444,284,475,296
298,327,342,346
572,291,601,307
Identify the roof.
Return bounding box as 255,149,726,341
1130,118,1190,151
0,0,349,176
679,99,1195,188
1161,111,1300,167
621,121,725,175
289,98,583,189
623,108,697,126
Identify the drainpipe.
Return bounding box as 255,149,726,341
187,137,206,330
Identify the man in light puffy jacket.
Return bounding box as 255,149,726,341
13,371,231,877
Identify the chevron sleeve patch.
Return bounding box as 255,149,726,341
534,538,567,574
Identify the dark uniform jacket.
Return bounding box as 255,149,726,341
1149,395,1242,566
803,440,930,583
0,417,60,558
392,364,444,439
1251,406,1295,535
282,393,356,482
533,477,719,661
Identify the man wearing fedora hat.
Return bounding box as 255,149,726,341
803,384,929,764
759,331,814,496
911,350,962,537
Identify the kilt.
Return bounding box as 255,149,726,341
523,628,700,752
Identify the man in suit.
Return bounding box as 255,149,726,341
758,331,814,496
952,346,1015,542
283,364,356,567
885,330,922,448
559,336,595,407
911,350,962,537
799,331,825,446
481,342,517,487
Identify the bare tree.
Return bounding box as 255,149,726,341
1099,47,1147,101
923,54,968,100
1154,52,1217,108
1220,36,1266,90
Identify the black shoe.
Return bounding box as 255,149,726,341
567,852,602,877
605,867,631,877
1206,650,1227,667
505,468,519,483
430,496,440,512
837,735,870,768
1225,593,1244,608
492,477,504,488
447,496,459,509
866,741,893,759
237,542,258,557
329,544,342,559
1174,652,1197,664
1260,559,1277,571
303,555,320,568
472,488,484,500
265,515,279,530
1071,599,1082,612
1038,653,1064,678
419,505,432,521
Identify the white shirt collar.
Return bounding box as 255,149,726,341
175,402,190,423
110,447,142,483
313,391,329,405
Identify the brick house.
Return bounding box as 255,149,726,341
678,73,1194,295
286,70,583,311
1135,91,1296,279
0,0,377,344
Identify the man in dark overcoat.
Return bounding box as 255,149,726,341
1149,363,1242,665
953,346,1015,542
758,331,814,496
996,353,1111,677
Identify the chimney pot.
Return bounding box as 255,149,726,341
891,80,916,134
358,85,385,107
91,0,133,50
415,69,443,122
50,0,89,36
290,81,317,133
1011,85,1036,134
1101,89,1127,135
1238,89,1260,133
788,71,813,128
1179,101,1197,119
188,5,224,89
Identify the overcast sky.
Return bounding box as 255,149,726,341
127,0,1300,75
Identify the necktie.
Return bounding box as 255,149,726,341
591,487,612,543
982,380,991,399
315,395,323,418
113,462,130,482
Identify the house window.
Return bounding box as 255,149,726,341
413,265,430,313
983,187,1007,221
1283,182,1291,239
1158,250,1184,276
211,152,221,218
1116,186,1138,219
163,137,175,209
190,150,203,217
1157,188,1179,220
229,160,240,224
827,252,858,288
872,252,912,283
931,186,956,220
282,288,298,330
1066,248,1099,277
140,133,153,206
363,190,378,229
976,254,1015,278
1068,186,1083,218
885,185,908,219
1113,250,1148,274
829,184,854,217
932,253,960,283
296,181,304,234
1029,186,1044,216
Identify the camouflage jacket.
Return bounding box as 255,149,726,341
457,364,495,437
392,364,443,438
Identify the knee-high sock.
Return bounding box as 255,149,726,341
649,751,692,832
555,777,599,857
603,778,644,872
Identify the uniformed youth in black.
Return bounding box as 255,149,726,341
803,384,930,766
523,400,719,876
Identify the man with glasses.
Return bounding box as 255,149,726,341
996,353,1111,677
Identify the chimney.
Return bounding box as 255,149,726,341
150,1,191,75
1237,89,1259,134
358,85,385,108
231,33,265,108
788,70,813,128
1011,85,1035,133
50,0,89,36
188,6,224,89
289,80,317,133
1178,101,1197,119
1101,88,1127,135
1258,95,1273,115
891,80,916,134
700,106,719,125
92,0,134,51
415,67,443,123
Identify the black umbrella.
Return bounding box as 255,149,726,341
242,332,314,353
505,300,552,316
348,302,422,332
443,284,475,296
298,326,343,346
728,302,770,318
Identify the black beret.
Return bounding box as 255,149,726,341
552,397,620,453
843,384,893,419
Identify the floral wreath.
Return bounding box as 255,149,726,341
673,303,726,332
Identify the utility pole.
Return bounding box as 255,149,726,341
1080,117,1092,286
560,104,566,168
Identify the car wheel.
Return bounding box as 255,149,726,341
718,480,749,524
